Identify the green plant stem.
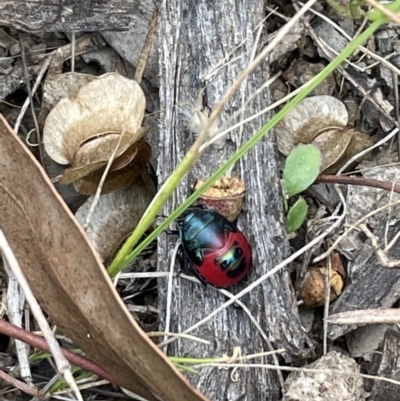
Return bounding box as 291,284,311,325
170,356,226,364
107,9,391,277
108,148,200,275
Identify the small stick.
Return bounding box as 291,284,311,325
14,56,51,134
134,6,159,84
317,174,400,194
20,39,44,168
3,260,31,382
0,230,82,401
0,368,42,397
83,128,126,230
0,319,125,388
71,32,76,73
322,255,332,356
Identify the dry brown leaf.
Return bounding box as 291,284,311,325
0,114,208,401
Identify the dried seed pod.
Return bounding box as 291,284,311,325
193,176,246,222
312,127,353,173
43,72,150,194
275,95,374,174
299,253,346,307
62,140,151,195
275,96,348,156
322,129,373,174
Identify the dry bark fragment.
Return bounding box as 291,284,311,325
369,330,400,400
0,1,139,32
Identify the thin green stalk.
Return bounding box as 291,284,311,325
170,356,226,364
108,9,391,277
172,362,199,374
108,149,199,274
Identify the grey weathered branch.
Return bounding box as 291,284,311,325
0,1,139,32
157,1,310,400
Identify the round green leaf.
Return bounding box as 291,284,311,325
286,197,308,233
283,144,322,198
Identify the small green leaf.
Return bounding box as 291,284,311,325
286,197,308,233
283,144,322,198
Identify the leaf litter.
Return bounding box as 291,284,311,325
1,1,400,400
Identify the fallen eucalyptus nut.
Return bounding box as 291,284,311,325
299,252,346,307
193,176,246,222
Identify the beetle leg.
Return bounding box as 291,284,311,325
177,249,209,287
165,228,179,235
187,261,209,287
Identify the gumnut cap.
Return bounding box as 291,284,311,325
193,176,246,222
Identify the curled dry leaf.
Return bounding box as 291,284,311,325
193,176,246,221
75,170,156,264
43,73,150,194
299,252,346,307
275,96,373,174
0,115,208,401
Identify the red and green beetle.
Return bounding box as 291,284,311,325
177,207,252,288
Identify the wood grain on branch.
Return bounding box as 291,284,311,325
0,1,139,32
157,1,311,400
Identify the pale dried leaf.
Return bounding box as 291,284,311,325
0,115,208,401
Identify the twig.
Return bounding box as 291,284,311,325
3,259,31,381
148,331,210,344
322,255,331,355
360,223,400,268
0,368,42,397
163,240,181,352
317,174,400,194
14,56,51,134
20,39,44,168
71,32,75,73
314,199,400,263
0,319,126,388
83,129,127,230
328,309,400,325
0,230,82,401
134,6,159,84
